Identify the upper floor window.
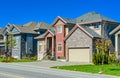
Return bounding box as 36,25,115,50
94,23,100,28
58,26,62,33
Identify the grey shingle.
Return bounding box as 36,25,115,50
81,26,101,38
61,17,76,24
34,22,51,30
76,12,117,23
60,12,118,24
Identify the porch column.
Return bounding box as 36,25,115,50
4,35,7,52
52,36,54,57
115,34,118,59
45,37,47,52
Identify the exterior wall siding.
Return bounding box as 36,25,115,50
103,23,118,53
26,34,33,54
37,39,45,60
21,34,26,58
118,35,120,55
66,28,93,62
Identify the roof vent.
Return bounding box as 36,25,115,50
91,12,97,15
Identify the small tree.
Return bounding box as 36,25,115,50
95,39,111,73
4,34,16,57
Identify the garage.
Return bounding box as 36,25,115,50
69,48,90,63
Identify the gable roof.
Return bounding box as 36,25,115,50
64,24,101,40
109,25,120,35
52,12,118,26
3,22,51,35
34,29,55,39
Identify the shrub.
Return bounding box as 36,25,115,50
1,56,17,62
31,55,37,60
92,52,109,65
45,55,51,60
108,53,116,65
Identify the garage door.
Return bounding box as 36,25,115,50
69,48,90,62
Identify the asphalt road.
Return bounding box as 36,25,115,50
0,63,119,78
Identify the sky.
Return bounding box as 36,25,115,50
0,0,120,27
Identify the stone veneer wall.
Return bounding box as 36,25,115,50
66,28,93,62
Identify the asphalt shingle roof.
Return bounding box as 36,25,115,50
60,12,118,24
34,22,51,30
81,26,101,38
76,12,117,23
6,22,51,34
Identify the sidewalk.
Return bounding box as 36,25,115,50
12,60,90,68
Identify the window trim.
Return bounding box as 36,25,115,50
58,26,62,33
57,43,62,52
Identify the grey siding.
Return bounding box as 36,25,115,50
103,23,118,53
66,28,93,62
118,35,120,55
26,34,33,54
21,34,26,58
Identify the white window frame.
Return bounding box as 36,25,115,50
58,43,62,52
58,26,62,33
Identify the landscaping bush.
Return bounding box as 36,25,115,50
108,53,116,65
1,56,17,62
31,55,37,60
92,52,108,65
45,55,51,60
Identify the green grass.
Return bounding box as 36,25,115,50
12,59,35,62
0,57,5,61
0,57,36,63
51,65,120,76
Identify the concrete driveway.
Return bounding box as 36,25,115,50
11,60,90,68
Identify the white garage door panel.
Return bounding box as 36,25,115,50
69,48,90,62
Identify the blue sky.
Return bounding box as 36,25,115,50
0,0,120,27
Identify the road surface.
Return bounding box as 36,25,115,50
0,63,119,78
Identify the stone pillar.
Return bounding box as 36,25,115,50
115,34,118,59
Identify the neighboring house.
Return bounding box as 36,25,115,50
110,25,120,59
0,28,5,56
35,29,55,60
2,22,50,59
36,12,119,63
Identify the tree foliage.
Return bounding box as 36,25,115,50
4,34,16,49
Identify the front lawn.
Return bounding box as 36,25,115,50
51,65,120,76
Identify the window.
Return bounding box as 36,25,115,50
58,26,62,33
94,23,99,28
58,43,62,52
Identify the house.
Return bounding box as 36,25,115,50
36,12,119,63
2,22,50,59
0,28,5,56
109,25,120,59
